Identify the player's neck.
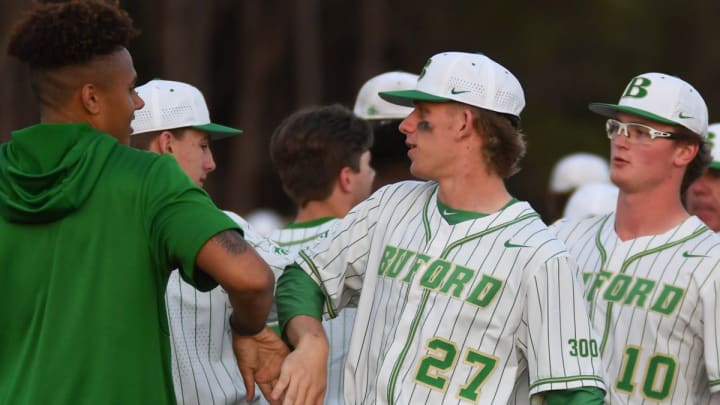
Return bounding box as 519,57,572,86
295,199,346,223
436,173,511,214
41,105,89,126
614,186,689,241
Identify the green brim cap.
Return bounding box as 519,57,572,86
588,102,681,127
193,123,243,140
378,90,451,108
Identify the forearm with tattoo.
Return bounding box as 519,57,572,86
213,229,249,254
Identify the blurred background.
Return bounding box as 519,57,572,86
1,0,719,222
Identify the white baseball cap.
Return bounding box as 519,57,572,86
132,79,242,139
708,123,720,170
378,51,525,126
353,71,418,120
589,72,708,138
549,153,610,193
246,209,284,237
563,182,619,220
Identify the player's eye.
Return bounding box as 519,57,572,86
417,120,432,131
628,124,651,139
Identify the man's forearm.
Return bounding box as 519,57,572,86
198,230,276,334
286,314,327,349
228,287,274,335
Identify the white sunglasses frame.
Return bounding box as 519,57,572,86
605,118,677,142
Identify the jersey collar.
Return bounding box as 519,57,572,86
437,198,519,225
285,216,337,229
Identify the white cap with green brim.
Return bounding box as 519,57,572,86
563,182,619,220
353,71,418,120
131,79,242,140
707,123,720,170
549,153,610,193
378,51,525,126
588,72,708,138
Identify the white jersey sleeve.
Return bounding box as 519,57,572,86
520,254,604,395
295,186,384,316
701,277,720,395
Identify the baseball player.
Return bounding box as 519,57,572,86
1,3,275,404
546,152,611,223
687,123,720,233
268,103,377,405
131,79,291,405
551,73,720,403
268,51,606,404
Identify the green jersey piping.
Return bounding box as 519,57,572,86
299,249,337,319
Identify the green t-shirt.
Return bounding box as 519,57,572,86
0,123,239,404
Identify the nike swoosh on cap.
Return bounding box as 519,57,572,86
450,88,470,95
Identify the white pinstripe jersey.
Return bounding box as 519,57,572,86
551,213,720,404
295,181,605,404
270,219,355,405
165,211,290,405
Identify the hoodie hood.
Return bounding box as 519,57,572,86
0,123,117,223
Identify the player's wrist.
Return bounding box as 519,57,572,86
228,313,265,336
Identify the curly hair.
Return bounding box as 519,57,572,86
270,104,374,207
681,134,712,199
469,106,527,178
7,0,139,69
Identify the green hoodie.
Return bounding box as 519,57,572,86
0,123,238,404
0,123,115,223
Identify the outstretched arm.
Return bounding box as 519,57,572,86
271,264,330,404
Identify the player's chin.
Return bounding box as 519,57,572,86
408,165,430,181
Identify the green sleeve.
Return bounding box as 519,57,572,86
276,263,325,334
145,155,240,291
542,387,605,405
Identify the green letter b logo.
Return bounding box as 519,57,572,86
622,77,652,98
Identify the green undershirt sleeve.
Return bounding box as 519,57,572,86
542,387,605,405
276,263,325,334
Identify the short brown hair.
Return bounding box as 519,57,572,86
270,104,374,207
129,128,187,151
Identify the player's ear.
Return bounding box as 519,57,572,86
157,131,175,154
80,83,101,115
338,166,353,193
456,108,474,140
673,139,699,168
